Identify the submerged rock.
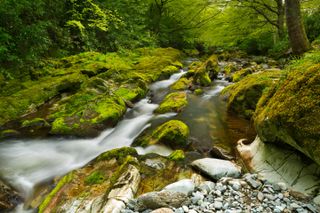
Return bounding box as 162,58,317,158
191,158,241,180
254,59,320,166
134,120,190,149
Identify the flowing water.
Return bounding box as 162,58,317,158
0,64,256,212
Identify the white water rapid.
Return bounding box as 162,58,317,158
0,70,186,211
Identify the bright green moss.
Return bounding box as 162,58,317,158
170,77,192,90
50,117,73,135
168,150,185,161
85,171,105,185
135,120,190,149
194,88,204,95
171,61,183,69
0,129,19,139
97,147,138,162
38,172,74,213
221,70,282,119
254,57,320,165
232,68,254,82
155,92,188,114
21,118,50,128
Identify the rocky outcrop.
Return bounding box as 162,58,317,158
221,70,282,119
191,158,241,180
237,137,320,195
254,57,320,165
38,147,194,213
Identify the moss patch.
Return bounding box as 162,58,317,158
221,70,283,119
168,150,185,161
155,92,188,114
134,120,190,149
232,68,254,82
170,77,193,91
254,52,320,165
0,48,182,138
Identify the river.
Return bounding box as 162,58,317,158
0,61,255,212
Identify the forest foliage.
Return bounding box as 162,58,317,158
0,0,320,80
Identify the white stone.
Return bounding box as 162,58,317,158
214,201,223,209
191,158,241,180
162,179,195,195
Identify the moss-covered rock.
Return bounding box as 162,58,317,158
190,54,219,86
134,120,190,149
231,68,254,82
170,77,193,91
221,70,282,119
254,53,320,165
0,48,182,138
0,129,20,140
155,92,188,114
21,118,50,129
38,147,193,212
194,89,204,95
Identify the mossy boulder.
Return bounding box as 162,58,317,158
155,92,188,114
190,54,219,86
231,68,254,82
221,70,282,119
134,120,190,149
170,77,193,91
254,55,320,165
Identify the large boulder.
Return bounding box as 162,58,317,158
237,136,320,195
254,58,320,165
133,120,190,149
221,70,282,119
191,158,241,180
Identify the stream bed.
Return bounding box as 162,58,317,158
0,63,256,212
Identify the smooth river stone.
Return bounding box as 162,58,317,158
191,158,241,180
162,179,195,195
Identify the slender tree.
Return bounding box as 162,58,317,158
285,0,311,54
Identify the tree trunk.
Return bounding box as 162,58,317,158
285,0,310,54
277,0,285,40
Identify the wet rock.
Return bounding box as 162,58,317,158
191,158,241,180
209,146,234,160
136,191,187,210
0,179,22,211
